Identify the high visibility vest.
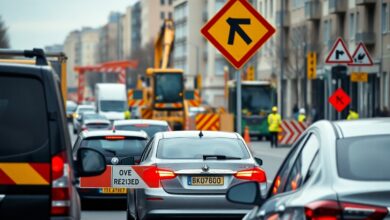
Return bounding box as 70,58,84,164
298,114,306,123
347,111,359,120
124,111,131,119
268,113,282,132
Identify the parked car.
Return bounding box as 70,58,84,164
73,129,148,201
226,119,390,220
0,49,106,220
76,113,110,134
127,131,266,220
114,119,171,138
66,100,78,121
72,105,96,133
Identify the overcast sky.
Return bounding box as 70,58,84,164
0,0,136,49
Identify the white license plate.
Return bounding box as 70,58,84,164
188,176,224,186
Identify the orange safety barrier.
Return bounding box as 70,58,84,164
195,113,220,131
141,109,153,119
278,120,308,145
0,163,50,185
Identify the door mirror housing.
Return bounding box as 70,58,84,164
255,157,263,166
75,148,106,177
226,181,264,205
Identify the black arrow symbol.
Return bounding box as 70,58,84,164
226,17,252,45
357,53,366,60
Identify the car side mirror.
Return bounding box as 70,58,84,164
75,148,106,177
226,181,264,205
255,157,263,166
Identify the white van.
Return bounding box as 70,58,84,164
95,83,127,121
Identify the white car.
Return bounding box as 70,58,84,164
113,119,171,138
72,105,96,133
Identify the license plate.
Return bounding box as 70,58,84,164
188,176,224,186
99,188,127,194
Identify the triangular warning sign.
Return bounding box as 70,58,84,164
325,38,353,64
348,43,374,66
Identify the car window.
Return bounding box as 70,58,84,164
270,134,308,196
80,137,147,156
156,137,250,159
140,137,154,162
284,134,320,192
115,124,168,138
0,76,49,158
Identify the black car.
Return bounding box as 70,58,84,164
73,130,148,201
0,49,106,220
226,119,390,220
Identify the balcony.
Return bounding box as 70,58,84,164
329,0,347,14
356,0,376,6
355,32,376,45
305,0,321,21
275,11,290,27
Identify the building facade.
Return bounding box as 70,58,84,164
63,30,81,89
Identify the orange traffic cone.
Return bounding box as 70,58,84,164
244,126,251,144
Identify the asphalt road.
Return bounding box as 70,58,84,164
68,124,290,220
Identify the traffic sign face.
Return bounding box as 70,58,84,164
328,88,351,112
350,72,368,82
349,43,373,66
201,0,275,69
325,38,353,64
307,52,317,80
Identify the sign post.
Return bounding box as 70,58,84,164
200,0,275,134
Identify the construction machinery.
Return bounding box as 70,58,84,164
0,48,68,104
128,19,199,130
227,80,276,139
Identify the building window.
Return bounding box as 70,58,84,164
160,12,165,20
265,0,268,18
215,0,226,12
270,0,273,17
323,20,331,47
160,0,165,5
349,13,355,40
168,12,172,19
259,2,263,14
174,2,188,21
382,3,389,33
169,0,172,5
215,59,226,76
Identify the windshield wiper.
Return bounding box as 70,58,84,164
202,155,242,160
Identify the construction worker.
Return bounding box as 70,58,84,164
298,108,306,123
268,106,282,148
347,108,359,120
124,107,132,119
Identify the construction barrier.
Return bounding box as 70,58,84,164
188,90,201,107
278,120,308,145
0,162,50,185
195,113,220,131
128,90,145,107
141,109,153,119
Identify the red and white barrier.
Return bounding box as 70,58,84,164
278,120,308,145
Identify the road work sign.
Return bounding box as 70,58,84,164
328,88,351,112
325,38,353,64
201,0,275,69
80,165,160,188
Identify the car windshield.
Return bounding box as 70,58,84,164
100,100,126,112
81,137,147,156
337,135,390,181
83,114,107,120
115,124,168,137
154,73,183,103
156,137,250,159
79,107,95,113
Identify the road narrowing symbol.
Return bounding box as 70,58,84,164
201,0,275,69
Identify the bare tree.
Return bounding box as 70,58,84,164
0,17,10,48
130,41,154,75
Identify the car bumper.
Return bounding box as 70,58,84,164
78,188,127,200
136,188,252,219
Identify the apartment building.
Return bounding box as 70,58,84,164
98,12,123,62
80,27,99,65
63,30,81,89
257,0,390,119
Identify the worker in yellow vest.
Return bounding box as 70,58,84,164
347,108,359,120
268,106,282,148
298,108,306,123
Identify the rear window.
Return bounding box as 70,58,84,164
79,107,95,113
81,137,147,156
337,135,390,181
0,76,49,157
156,138,250,159
115,124,168,137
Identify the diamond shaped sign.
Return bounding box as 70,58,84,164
201,0,276,69
328,88,351,112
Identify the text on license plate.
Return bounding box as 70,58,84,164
188,176,224,186
100,188,127,194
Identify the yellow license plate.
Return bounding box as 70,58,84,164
100,188,127,194
189,176,224,186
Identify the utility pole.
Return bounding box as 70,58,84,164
236,69,242,134
279,0,285,117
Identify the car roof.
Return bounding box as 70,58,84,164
157,130,240,139
80,129,148,139
114,119,168,126
77,105,95,109
333,118,390,138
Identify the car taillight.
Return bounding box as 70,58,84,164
105,136,125,140
156,167,176,180
234,167,267,183
51,151,71,216
305,200,388,220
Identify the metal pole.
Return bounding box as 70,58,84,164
380,0,384,110
236,69,242,134
279,0,285,118
196,46,199,76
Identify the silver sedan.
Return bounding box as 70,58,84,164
127,131,267,220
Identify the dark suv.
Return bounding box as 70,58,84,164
0,49,106,220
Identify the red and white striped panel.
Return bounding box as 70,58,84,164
279,120,308,145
